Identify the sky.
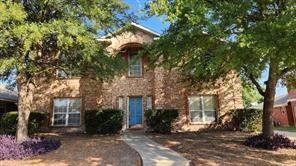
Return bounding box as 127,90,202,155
0,0,288,96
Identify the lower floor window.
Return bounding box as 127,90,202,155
53,98,81,126
188,96,217,123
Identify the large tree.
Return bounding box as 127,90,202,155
146,0,296,137
0,0,130,142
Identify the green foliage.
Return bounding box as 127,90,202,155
145,109,179,133
231,109,263,132
242,81,263,108
275,126,296,132
285,72,296,90
0,111,48,135
146,0,296,136
0,0,132,140
0,0,131,83
84,110,98,134
146,0,296,87
85,109,123,134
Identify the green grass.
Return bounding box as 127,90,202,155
275,126,296,132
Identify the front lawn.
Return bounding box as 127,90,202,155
275,126,296,132
148,131,296,166
2,133,141,166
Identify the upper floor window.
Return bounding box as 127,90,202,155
188,96,217,123
128,51,142,77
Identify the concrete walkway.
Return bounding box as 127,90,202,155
275,130,296,140
122,131,190,166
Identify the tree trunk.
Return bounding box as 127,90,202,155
262,65,278,137
16,78,34,143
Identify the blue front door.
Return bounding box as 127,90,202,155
129,97,142,126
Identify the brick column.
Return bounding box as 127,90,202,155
153,67,168,109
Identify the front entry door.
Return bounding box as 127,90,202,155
129,97,142,127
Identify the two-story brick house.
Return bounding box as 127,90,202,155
32,23,243,132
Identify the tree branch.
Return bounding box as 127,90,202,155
249,73,265,96
243,66,266,96
279,66,295,78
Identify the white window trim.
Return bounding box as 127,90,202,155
146,96,153,110
128,52,142,77
52,98,81,126
118,96,124,110
189,96,217,124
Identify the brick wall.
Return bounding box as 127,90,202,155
273,107,290,126
162,70,243,131
32,30,243,132
288,89,296,97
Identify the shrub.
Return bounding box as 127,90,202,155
85,109,123,134
145,109,179,133
244,134,296,150
0,112,48,135
0,135,61,160
231,109,262,132
0,112,18,135
85,110,98,134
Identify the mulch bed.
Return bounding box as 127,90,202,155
1,133,141,166
148,131,296,166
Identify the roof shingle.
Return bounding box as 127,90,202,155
0,87,18,102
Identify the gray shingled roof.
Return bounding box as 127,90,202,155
274,94,289,107
0,87,18,102
252,94,296,109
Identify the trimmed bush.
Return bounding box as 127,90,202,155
85,109,123,134
0,112,48,135
0,135,61,160
244,134,296,150
145,109,179,133
85,110,98,134
231,109,262,132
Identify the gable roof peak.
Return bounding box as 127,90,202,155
130,22,160,37
100,22,160,40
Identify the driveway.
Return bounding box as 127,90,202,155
1,133,141,166
275,130,296,140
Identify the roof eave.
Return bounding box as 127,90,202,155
99,22,160,40
130,22,160,37
0,98,18,103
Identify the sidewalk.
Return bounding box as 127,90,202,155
122,131,190,166
275,130,296,140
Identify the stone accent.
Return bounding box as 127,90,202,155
32,28,243,132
